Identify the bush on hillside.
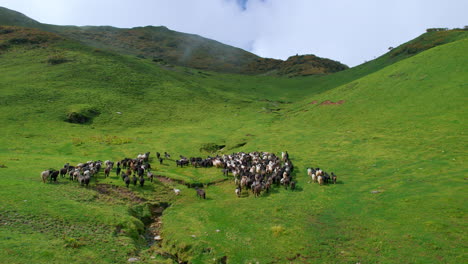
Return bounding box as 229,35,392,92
426,28,448,32
0,42,10,51
199,143,225,153
47,54,68,65
63,237,85,248
0,28,14,34
65,104,100,124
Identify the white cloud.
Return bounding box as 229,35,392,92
0,0,466,66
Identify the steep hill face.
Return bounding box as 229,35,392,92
0,6,348,76
50,25,262,73
52,25,349,76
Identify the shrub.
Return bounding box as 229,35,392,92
0,42,10,51
8,37,31,45
152,57,167,64
71,138,84,146
47,54,68,65
426,28,448,32
128,203,153,225
199,143,225,153
65,104,100,124
66,112,91,124
0,28,14,34
63,237,85,248
271,225,285,237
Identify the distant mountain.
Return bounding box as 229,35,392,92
0,6,348,76
50,25,263,74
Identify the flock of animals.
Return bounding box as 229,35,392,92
173,151,338,197
40,152,154,188
40,151,338,199
307,167,337,185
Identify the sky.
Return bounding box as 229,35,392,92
0,0,466,67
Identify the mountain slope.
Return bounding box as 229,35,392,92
0,6,348,75
160,37,468,263
0,6,44,28
50,24,263,73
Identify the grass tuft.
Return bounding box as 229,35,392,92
271,225,286,237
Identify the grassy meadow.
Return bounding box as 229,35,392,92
0,26,467,263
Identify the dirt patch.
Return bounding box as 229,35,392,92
94,184,147,203
319,100,345,105
309,100,318,104
156,175,180,184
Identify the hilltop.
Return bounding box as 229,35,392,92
0,6,44,28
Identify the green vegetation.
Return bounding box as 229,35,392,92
0,13,467,264
390,29,468,58
65,104,100,124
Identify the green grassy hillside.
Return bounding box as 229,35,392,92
0,23,466,264
158,38,468,263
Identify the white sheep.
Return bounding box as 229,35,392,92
316,169,323,177
317,176,324,185
311,174,317,183
41,170,50,183
173,188,181,196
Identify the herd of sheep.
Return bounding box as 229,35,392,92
40,151,338,198
40,152,153,188
175,151,338,197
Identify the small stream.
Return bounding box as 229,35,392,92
143,202,170,247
